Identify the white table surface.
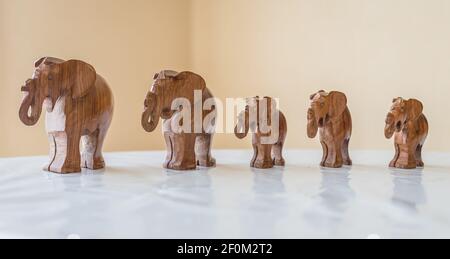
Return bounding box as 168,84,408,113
0,150,449,239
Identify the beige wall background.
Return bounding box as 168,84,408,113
1,0,450,157
0,0,191,156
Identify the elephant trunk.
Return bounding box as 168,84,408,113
235,110,249,139
307,108,319,138
384,113,396,139
19,80,42,126
141,92,161,132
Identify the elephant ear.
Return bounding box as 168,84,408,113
406,99,423,121
58,60,97,99
328,91,347,118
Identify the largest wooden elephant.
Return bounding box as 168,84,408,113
141,70,216,171
18,57,114,174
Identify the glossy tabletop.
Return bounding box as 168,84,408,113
0,150,449,239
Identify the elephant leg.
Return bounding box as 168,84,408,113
324,143,343,168
253,144,274,169
342,138,352,166
93,127,108,169
195,134,216,167
47,131,82,174
320,141,328,167
416,145,424,168
335,143,344,168
44,133,57,171
250,142,258,168
81,129,107,170
272,141,285,166
396,144,417,169
389,144,400,168
166,133,197,171
81,131,97,170
163,132,174,168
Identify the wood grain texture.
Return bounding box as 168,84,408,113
142,70,216,171
384,98,429,169
307,90,352,168
234,97,287,169
19,57,114,174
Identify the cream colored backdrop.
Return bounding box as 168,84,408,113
1,0,450,157
0,0,191,156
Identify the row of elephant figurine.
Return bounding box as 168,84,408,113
18,57,429,174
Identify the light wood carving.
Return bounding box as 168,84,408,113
19,57,114,174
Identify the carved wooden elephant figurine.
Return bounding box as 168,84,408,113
19,57,114,174
142,70,216,171
234,96,287,169
384,98,428,169
307,90,352,168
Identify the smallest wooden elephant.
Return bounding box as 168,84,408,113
234,97,287,169
384,98,429,169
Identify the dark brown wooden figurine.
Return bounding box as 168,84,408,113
234,97,287,169
19,57,114,174
142,70,216,171
307,91,352,168
384,98,428,169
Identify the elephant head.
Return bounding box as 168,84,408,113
234,96,277,139
19,57,97,126
141,70,206,132
307,90,348,138
384,98,423,139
